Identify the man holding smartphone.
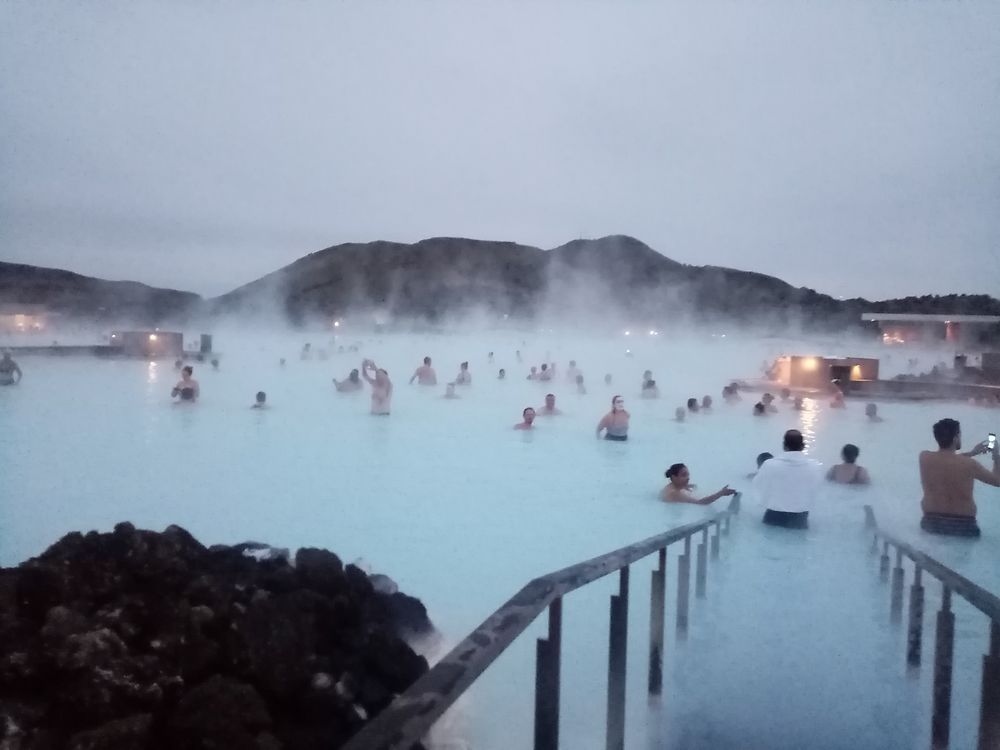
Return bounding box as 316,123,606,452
919,419,1000,537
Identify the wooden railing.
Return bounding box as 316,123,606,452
343,495,741,750
865,505,1000,750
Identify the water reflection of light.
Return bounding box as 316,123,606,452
799,398,818,452
147,360,158,385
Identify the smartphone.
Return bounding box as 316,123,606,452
989,433,997,452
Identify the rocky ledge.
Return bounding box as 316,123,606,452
0,523,433,749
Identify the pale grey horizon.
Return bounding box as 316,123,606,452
1,1,999,300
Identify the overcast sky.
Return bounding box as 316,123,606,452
2,1,998,299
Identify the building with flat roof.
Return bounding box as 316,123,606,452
862,313,1000,346
0,304,51,333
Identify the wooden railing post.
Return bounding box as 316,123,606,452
711,522,721,560
880,541,891,582
695,529,708,599
676,537,691,637
977,621,1000,750
606,567,629,750
534,598,562,750
908,566,925,668
648,548,666,696
891,549,905,625
932,586,955,750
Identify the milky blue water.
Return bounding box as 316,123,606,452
1,329,997,749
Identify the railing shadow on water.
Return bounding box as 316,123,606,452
342,495,742,750
864,505,1000,750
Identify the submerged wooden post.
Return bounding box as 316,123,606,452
695,530,708,600
648,548,666,696
606,567,629,750
676,537,691,637
891,549,905,624
534,598,562,750
932,587,955,750
977,621,1000,750
908,566,925,668
880,541,891,582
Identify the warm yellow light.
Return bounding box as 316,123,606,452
851,364,862,380
149,334,158,341
802,357,819,371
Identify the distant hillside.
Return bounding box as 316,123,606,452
4,236,999,332
0,261,202,325
211,235,870,329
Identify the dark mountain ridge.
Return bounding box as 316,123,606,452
3,236,999,331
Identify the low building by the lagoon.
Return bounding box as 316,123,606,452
863,312,1000,346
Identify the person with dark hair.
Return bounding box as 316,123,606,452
641,379,659,398
576,374,586,394
762,393,778,413
686,397,699,413
660,463,736,504
538,363,551,382
455,361,471,386
919,418,999,537
596,396,629,441
753,402,766,416
171,366,199,402
604,373,613,386
538,393,562,416
780,388,791,401
827,444,871,485
0,352,22,385
409,356,437,386
747,452,773,479
701,395,713,410
514,407,536,430
333,369,362,392
752,429,823,529
498,368,506,380
251,391,267,409
865,403,883,422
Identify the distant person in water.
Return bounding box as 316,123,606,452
211,358,220,371
301,343,312,361
361,359,392,415
747,452,773,479
538,393,562,416
722,385,740,403
780,388,791,401
539,363,552,381
674,407,686,422
171,366,199,402
919,418,1000,537
409,356,437,386
566,360,580,383
865,403,883,422
641,380,659,398
830,391,846,409
488,352,494,364
604,374,613,386
0,352,23,385
333,368,363,392
753,429,823,529
498,369,506,380
516,350,523,363
251,391,267,409
455,361,471,385
576,374,586,394
762,393,777,413
597,396,630,441
514,407,536,430
686,397,699,413
753,402,766,416
660,463,736,505
279,358,286,368
793,396,804,411
701,395,713,410
173,359,183,370
642,370,653,389
444,383,459,399
827,444,871,485
527,366,538,380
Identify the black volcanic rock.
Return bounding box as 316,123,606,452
0,525,432,750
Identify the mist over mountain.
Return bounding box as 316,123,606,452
3,236,999,331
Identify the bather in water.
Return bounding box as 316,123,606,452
361,359,392,415
0,352,23,385
596,396,629,441
660,463,736,505
333,369,363,392
171,366,199,402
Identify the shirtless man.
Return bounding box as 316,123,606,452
660,463,737,505
865,403,883,422
537,393,562,416
538,363,552,382
409,356,437,386
514,407,536,430
527,366,538,381
919,418,1000,536
333,369,363,392
361,359,392,415
0,352,23,385
455,361,472,386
